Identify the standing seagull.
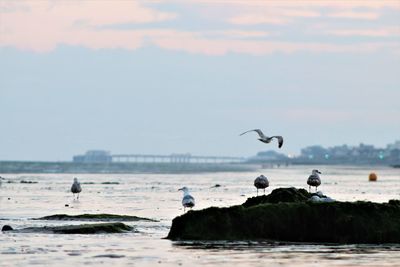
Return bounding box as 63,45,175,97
71,177,82,200
307,170,321,193
254,175,269,196
178,187,195,212
240,129,283,148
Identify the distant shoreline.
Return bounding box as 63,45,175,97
0,160,397,174
0,161,257,174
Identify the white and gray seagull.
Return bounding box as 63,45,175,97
307,170,321,193
240,129,283,148
254,175,269,196
71,177,82,200
178,186,195,212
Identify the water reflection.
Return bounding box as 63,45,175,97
0,166,400,267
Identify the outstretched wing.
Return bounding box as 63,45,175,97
272,136,284,148
240,129,266,138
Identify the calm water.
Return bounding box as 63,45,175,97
1,165,400,267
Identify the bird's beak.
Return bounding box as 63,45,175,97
178,188,182,191
318,171,322,174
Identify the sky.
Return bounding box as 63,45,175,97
0,0,400,161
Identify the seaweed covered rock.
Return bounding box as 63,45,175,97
34,213,157,222
243,187,311,207
1,225,13,231
167,188,400,243
5,222,133,234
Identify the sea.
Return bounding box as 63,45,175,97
1,165,400,267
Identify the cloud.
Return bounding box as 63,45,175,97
0,0,177,51
327,11,380,20
227,8,320,25
202,30,270,39
0,0,399,55
223,0,399,25
228,15,289,26
151,37,399,55
326,27,400,37
198,0,400,9
1,1,177,25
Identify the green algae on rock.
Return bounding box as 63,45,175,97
167,188,400,243
34,213,157,222
242,187,311,207
7,222,133,234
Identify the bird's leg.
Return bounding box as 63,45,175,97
308,186,310,193
263,188,265,195
77,193,79,200
257,189,259,196
184,207,186,213
73,193,75,200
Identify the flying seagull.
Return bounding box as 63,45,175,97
240,129,283,148
71,177,82,200
254,175,269,196
178,186,195,212
307,170,321,193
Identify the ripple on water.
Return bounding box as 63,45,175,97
1,168,400,267
93,254,125,258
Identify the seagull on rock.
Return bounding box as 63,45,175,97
240,129,283,148
254,175,269,196
71,177,82,200
178,187,195,212
307,170,321,193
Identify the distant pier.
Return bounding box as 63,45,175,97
111,153,246,164
72,150,245,164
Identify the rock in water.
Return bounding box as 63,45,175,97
10,223,133,234
167,187,400,243
33,213,157,222
243,187,310,207
2,225,13,231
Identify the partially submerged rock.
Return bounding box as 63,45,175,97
243,187,311,207
4,222,133,234
20,180,38,184
34,213,157,222
2,225,13,231
242,187,333,207
167,187,400,243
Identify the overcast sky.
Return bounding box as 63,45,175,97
1,0,399,161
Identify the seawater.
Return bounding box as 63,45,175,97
1,165,400,267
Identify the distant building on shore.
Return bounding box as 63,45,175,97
72,140,400,166
73,150,112,163
387,140,400,150
248,140,400,166
296,141,400,165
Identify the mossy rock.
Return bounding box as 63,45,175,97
34,213,157,222
9,222,133,234
167,188,400,243
243,187,311,207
